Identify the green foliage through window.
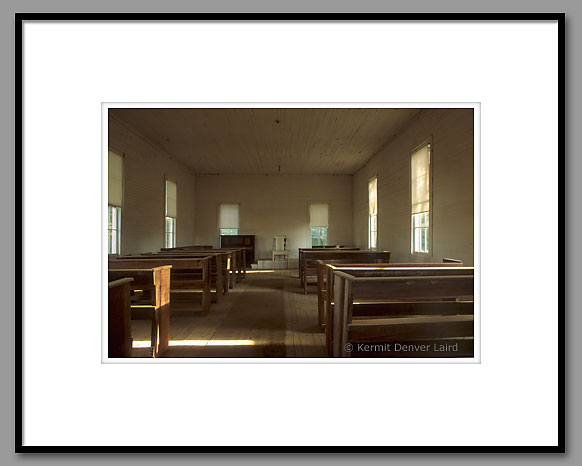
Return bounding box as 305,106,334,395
311,226,328,246
220,228,239,236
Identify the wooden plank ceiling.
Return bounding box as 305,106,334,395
110,108,421,175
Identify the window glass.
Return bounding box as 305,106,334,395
309,204,329,246
368,178,378,249
108,205,121,254
311,226,328,246
411,143,430,254
220,228,239,236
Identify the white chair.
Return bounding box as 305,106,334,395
272,236,289,269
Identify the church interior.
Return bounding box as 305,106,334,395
107,107,475,359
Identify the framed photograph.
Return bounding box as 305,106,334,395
17,13,564,452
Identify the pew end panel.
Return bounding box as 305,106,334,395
108,277,134,358
108,266,172,357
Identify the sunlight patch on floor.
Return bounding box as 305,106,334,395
132,339,256,348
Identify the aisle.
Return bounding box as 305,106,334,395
130,269,328,358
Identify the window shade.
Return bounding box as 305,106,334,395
411,144,430,214
219,204,239,229
165,179,177,218
368,177,378,216
309,203,328,227
108,151,123,207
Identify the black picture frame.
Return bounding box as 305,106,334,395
15,12,565,453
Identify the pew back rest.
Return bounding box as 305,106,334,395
339,272,474,301
443,258,463,263
108,277,134,289
333,270,474,324
140,252,224,261
110,257,211,273
322,261,463,268
321,262,467,298
329,266,473,278
299,247,359,260
304,251,391,270
161,246,213,251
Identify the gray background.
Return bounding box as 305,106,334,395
2,0,576,464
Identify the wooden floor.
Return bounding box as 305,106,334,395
131,269,328,358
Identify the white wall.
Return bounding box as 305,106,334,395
195,174,353,260
108,115,197,254
110,109,473,262
353,109,475,265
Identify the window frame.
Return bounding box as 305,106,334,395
409,138,433,257
164,216,176,249
108,204,122,255
164,177,177,248
107,150,124,255
368,176,378,250
218,203,240,237
308,202,330,247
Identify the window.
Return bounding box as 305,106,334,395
411,143,431,254
108,150,123,254
220,228,239,236
219,204,239,236
368,177,378,249
165,179,177,248
108,205,121,254
309,203,328,246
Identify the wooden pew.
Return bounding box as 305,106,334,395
318,260,465,332
303,250,390,294
108,266,171,358
213,247,245,282
298,246,359,286
162,246,212,250
227,247,245,281
109,257,211,313
108,277,133,358
331,269,474,358
166,250,231,292
176,248,245,284
220,248,245,281
162,246,246,283
323,264,472,355
141,251,228,300
299,246,343,284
